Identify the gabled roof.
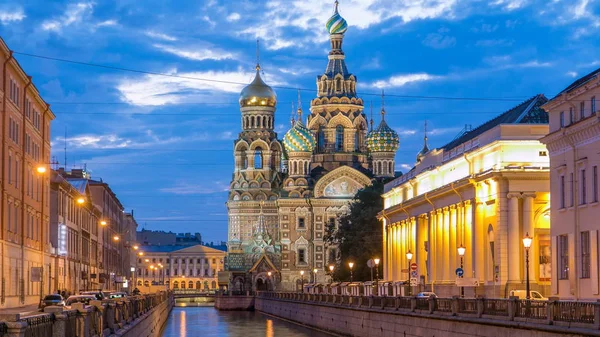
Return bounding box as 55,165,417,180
141,244,226,254
442,94,548,152
552,67,600,99
248,253,278,273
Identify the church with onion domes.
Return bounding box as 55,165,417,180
225,1,400,292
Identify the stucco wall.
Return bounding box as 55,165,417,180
255,297,598,337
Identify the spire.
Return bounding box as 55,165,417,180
334,0,339,13
297,89,303,122
380,89,386,121
291,102,296,126
256,39,261,71
424,120,428,143
417,120,430,162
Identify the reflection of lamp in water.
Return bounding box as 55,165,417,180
266,319,274,337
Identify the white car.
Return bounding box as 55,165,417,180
509,290,547,300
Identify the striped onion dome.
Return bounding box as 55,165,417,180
283,120,316,153
325,1,348,35
367,119,399,153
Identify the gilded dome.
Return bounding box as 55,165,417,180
283,120,316,153
367,118,399,153
325,1,348,35
239,68,277,108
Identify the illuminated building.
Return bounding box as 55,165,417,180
226,1,399,292
0,37,55,308
381,95,551,297
540,67,600,299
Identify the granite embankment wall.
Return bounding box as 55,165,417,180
117,294,174,337
215,295,255,310
255,296,600,337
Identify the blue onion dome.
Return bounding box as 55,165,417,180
367,119,399,153
283,120,316,153
239,67,277,108
325,1,348,35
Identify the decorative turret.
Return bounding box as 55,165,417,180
367,92,399,177
325,1,348,35
239,66,277,108
416,121,430,163
283,94,315,177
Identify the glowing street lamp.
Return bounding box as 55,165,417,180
406,251,413,296
348,262,354,283
76,197,85,204
100,220,107,226
523,233,533,300
458,244,466,297
113,235,120,241
313,268,318,283
300,270,305,292
374,258,380,295
36,166,47,174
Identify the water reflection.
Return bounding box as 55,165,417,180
161,307,333,337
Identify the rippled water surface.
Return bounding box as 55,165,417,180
161,307,334,337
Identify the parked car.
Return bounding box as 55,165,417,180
509,290,547,300
416,292,437,298
107,292,127,299
39,294,65,309
65,295,97,307
79,290,107,300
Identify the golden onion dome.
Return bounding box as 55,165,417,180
239,67,277,108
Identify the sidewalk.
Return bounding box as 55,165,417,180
0,304,40,318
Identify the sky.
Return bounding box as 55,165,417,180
0,0,599,243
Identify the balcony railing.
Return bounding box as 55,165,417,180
257,292,600,331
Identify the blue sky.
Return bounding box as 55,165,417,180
1,0,599,243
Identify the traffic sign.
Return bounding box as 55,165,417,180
367,259,375,268
456,277,479,287
409,278,418,286
410,263,418,271
410,271,418,278
455,268,464,277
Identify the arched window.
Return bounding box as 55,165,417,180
254,147,263,169
336,78,342,92
270,150,277,169
336,125,344,151
211,281,217,289
317,127,325,151
251,116,255,129
189,281,193,289
354,131,359,151
173,281,179,289
389,162,393,175
240,150,248,169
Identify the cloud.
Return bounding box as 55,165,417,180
152,43,235,61
145,30,177,41
566,71,578,78
95,19,118,28
397,163,413,171
471,23,498,33
240,0,462,50
54,132,184,150
491,0,528,11
484,55,552,69
226,12,241,22
0,7,25,24
429,127,461,136
475,39,514,47
41,2,94,32
116,68,283,106
370,73,442,88
160,181,229,195
394,128,418,136
422,31,456,49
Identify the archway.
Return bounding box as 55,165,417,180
256,278,267,291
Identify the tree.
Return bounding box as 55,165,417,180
324,180,385,282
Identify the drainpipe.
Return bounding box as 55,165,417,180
21,76,32,304
1,50,13,305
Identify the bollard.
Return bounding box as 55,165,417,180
508,297,518,321
476,297,484,318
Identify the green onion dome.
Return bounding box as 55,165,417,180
367,119,399,153
283,120,316,153
325,1,348,35
239,67,277,108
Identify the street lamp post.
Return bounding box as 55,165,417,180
348,262,354,283
300,270,304,292
458,244,466,298
328,265,334,283
313,268,318,284
523,233,533,300
406,251,413,296
374,258,380,296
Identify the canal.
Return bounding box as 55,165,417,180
161,307,335,337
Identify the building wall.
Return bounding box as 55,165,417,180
0,38,55,308
382,124,550,298
541,80,600,299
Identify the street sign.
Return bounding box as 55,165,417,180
410,263,418,271
455,268,464,277
367,259,375,268
410,271,418,278
456,277,479,287
409,278,418,286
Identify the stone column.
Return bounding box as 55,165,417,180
200,258,205,277
193,258,197,277
507,193,521,282
449,205,457,277
436,210,444,281
443,207,450,280
428,211,436,282
522,192,536,283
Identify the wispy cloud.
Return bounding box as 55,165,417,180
491,0,528,11
226,12,241,22
476,39,514,47
116,68,283,106
429,127,461,136
41,2,94,32
0,6,25,24
145,30,177,41
160,181,229,195
152,43,235,61
422,27,456,49
394,128,418,136
370,73,442,88
54,132,184,150
95,19,118,28
566,71,578,78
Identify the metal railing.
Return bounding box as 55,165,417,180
256,292,600,331
24,315,54,337
64,310,78,337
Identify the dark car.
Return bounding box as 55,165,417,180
39,294,65,309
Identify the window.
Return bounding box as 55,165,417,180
212,258,216,264
298,217,305,228
558,234,569,280
580,101,585,119
560,111,565,127
594,166,598,203
317,127,325,151
581,169,587,204
354,132,359,151
254,147,263,169
560,175,565,208
197,259,201,263
581,231,590,278
298,248,306,264
335,125,344,151
166,258,170,263
569,107,574,124
592,96,597,114
570,172,574,207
